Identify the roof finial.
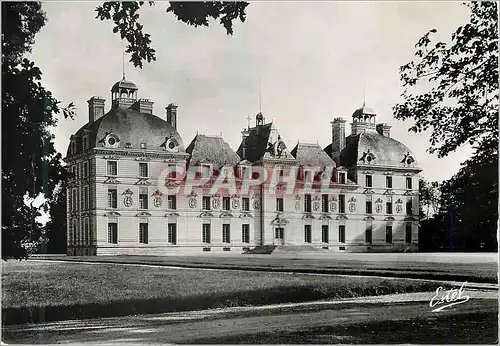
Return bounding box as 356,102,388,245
362,76,365,107
246,115,252,129
259,78,262,113
122,39,126,80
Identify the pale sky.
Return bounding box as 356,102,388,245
31,1,474,182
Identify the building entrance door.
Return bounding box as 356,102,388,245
274,227,285,245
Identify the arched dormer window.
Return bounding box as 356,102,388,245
359,149,376,164
98,130,120,148
401,152,415,166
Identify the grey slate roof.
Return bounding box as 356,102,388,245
236,123,273,162
186,134,240,169
325,131,418,168
291,142,335,167
68,107,184,157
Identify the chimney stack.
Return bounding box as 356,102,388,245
166,103,178,129
132,98,154,114
88,96,105,123
331,118,346,155
376,123,391,137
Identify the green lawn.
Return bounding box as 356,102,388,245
2,260,442,324
32,252,498,283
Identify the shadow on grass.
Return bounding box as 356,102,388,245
184,312,499,344
2,282,437,325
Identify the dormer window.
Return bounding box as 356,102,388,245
100,131,120,148
140,143,147,149
339,172,346,184
401,152,415,166
161,136,179,152
360,150,376,164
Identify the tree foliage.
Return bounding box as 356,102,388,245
95,1,249,67
394,2,498,160
399,2,499,252
2,2,74,259
418,179,440,220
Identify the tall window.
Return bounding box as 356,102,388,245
108,223,118,244
167,223,177,244
304,170,311,183
222,224,231,243
72,189,77,211
406,198,413,215
322,225,329,243
167,195,177,210
202,196,211,210
405,223,412,244
82,136,88,151
406,177,413,189
139,163,148,178
386,176,393,188
366,195,372,214
107,161,117,176
108,189,117,209
72,220,78,245
276,198,284,212
83,218,89,245
339,172,346,184
365,224,373,244
338,225,345,243
386,225,393,243
202,224,211,243
83,185,89,210
139,193,148,209
139,223,148,244
83,162,88,178
242,198,250,211
304,194,312,212
386,196,393,215
304,225,312,243
339,194,345,213
223,197,231,211
242,224,250,243
322,194,329,213
365,175,373,187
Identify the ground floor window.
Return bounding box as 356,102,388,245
242,224,250,243
338,225,345,243
202,224,211,243
304,225,312,243
405,223,412,244
168,223,177,245
365,224,372,244
322,225,329,243
386,225,393,243
222,224,231,243
108,223,117,244
275,227,284,239
139,223,148,244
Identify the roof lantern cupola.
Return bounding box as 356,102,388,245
351,102,378,135
111,76,139,109
352,102,377,123
256,112,264,127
